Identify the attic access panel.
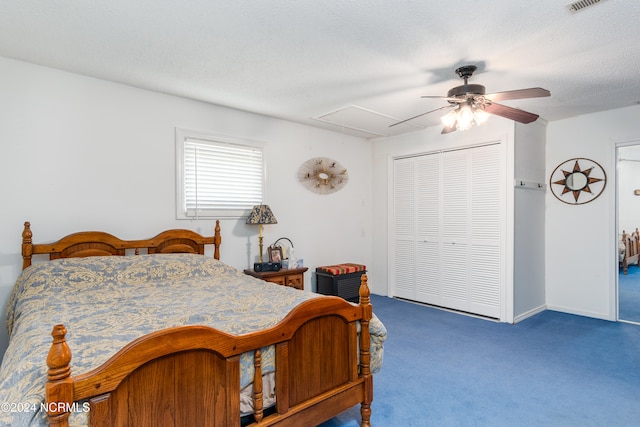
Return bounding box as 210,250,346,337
314,105,424,139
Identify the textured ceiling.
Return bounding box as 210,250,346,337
1,0,639,138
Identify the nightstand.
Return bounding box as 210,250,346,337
243,267,308,290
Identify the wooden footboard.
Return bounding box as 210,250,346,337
46,276,373,427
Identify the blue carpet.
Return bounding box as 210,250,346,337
321,294,640,427
619,267,640,322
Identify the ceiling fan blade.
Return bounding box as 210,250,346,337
485,87,550,101
421,95,466,103
483,102,540,124
441,124,457,134
389,105,454,128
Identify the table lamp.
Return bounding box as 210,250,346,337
246,204,277,263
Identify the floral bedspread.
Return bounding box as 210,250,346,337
0,254,386,426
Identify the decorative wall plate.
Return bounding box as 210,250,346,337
549,157,606,205
297,157,348,194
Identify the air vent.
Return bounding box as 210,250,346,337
566,0,607,13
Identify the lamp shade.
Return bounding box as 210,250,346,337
246,205,278,225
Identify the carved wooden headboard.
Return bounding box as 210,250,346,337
21,220,222,269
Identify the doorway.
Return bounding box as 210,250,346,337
617,143,640,324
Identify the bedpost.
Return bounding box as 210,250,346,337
46,324,73,427
253,348,264,422
358,274,372,427
213,220,222,260
22,221,33,270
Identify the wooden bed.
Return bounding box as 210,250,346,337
619,228,639,275
18,221,375,427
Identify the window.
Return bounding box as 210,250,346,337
176,128,265,219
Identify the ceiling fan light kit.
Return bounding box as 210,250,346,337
391,64,551,134
441,102,490,132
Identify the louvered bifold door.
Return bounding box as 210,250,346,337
392,144,503,319
415,154,442,304
393,157,416,300
468,144,502,318
440,149,471,313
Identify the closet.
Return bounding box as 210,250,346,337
393,143,504,319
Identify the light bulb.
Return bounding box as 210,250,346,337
456,105,474,130
441,109,457,128
473,108,489,125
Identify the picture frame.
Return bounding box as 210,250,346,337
268,246,283,263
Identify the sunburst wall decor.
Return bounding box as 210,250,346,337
297,157,348,194
549,157,606,205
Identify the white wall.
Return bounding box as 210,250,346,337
0,57,373,359
513,122,547,320
546,104,640,320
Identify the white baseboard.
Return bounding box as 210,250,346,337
545,304,614,321
513,305,547,323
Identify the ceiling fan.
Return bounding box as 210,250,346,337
390,65,551,134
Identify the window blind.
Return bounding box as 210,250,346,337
183,137,263,217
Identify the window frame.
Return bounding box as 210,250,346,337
175,128,266,220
